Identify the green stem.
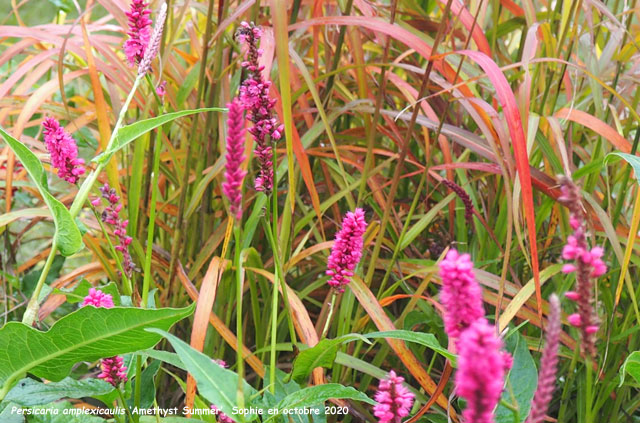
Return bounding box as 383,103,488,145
321,292,337,339
21,238,58,325
586,357,594,423
117,387,135,422
234,225,245,413
133,355,142,422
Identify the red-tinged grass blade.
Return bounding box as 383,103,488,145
555,108,632,153
349,276,456,418
501,0,525,16
271,0,296,214
186,256,225,412
457,50,543,323
615,187,640,306
406,361,453,423
440,0,491,55
176,263,265,377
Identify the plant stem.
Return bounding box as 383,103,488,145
586,357,594,423
234,225,246,412
21,238,58,325
117,387,135,422
321,292,337,339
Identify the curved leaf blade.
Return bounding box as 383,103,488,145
4,377,114,407
0,126,83,256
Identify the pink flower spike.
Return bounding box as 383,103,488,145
98,356,128,387
564,291,580,301
438,249,485,341
42,117,86,184
82,288,115,309
373,370,414,423
526,295,561,423
156,80,167,97
222,98,247,220
456,319,511,423
585,325,599,334
567,313,582,327
326,209,367,293
210,405,234,423
123,0,152,66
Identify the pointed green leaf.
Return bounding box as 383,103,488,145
619,351,640,386
147,328,259,422
0,126,83,256
4,377,113,407
95,108,226,163
496,331,537,423
0,304,194,400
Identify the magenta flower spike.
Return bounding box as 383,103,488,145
438,249,485,341
326,208,367,293
82,288,115,309
455,318,512,423
236,21,284,195
222,98,247,220
81,289,127,387
93,184,136,278
42,117,86,184
97,356,128,387
558,176,605,357
137,2,167,76
123,0,152,66
373,370,415,423
526,294,561,423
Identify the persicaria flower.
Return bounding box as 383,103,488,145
156,80,167,97
222,98,247,220
455,318,512,423
82,288,114,308
93,184,136,278
441,179,474,223
123,0,152,66
526,295,561,423
98,356,128,387
557,176,604,357
373,370,414,423
137,2,167,76
326,209,367,292
42,118,85,184
236,21,284,194
438,249,485,341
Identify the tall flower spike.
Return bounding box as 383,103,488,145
526,294,561,423
373,370,415,423
438,249,485,341
558,176,604,357
123,0,152,66
93,184,136,278
326,209,367,293
441,179,474,224
42,118,85,184
222,98,247,220
137,2,167,76
236,21,284,194
81,289,127,387
456,318,512,423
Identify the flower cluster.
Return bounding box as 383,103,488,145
222,98,247,220
92,184,135,278
123,0,152,66
558,176,604,357
137,2,167,76
441,179,474,223
42,118,85,184
326,208,367,292
81,289,128,387
455,319,512,423
373,370,414,423
236,21,284,194
526,295,561,423
438,249,485,341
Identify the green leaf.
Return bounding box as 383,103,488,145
0,304,194,400
53,280,121,306
0,126,83,256
95,108,226,164
264,384,374,423
4,377,113,407
606,153,640,184
141,349,185,370
19,401,106,423
495,331,537,423
619,351,640,386
0,402,25,423
265,368,325,423
291,330,452,384
148,328,259,422
128,360,161,409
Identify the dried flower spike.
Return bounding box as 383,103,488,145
123,0,152,66
94,183,136,278
558,176,604,357
236,21,283,194
455,318,512,423
42,117,85,184
326,209,367,293
137,2,167,76
373,370,415,423
222,98,247,220
442,179,474,223
438,249,485,341
526,294,561,423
